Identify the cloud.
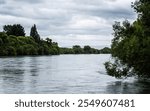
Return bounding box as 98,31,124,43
0,0,5,4
71,0,135,19
0,0,136,47
50,34,112,48
12,0,42,4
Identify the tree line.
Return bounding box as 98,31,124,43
0,24,111,56
105,0,150,78
0,24,59,56
60,45,111,54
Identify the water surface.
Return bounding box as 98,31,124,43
0,54,150,94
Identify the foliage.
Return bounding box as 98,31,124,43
30,24,40,43
3,24,25,36
100,47,111,54
60,45,111,54
83,45,93,54
60,48,75,54
0,32,59,56
105,0,150,78
72,45,84,54
0,23,111,56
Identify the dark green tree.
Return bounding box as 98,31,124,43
83,45,91,54
46,38,52,46
30,24,40,43
105,0,150,78
0,25,60,56
73,45,83,54
3,24,25,36
100,47,111,54
132,0,150,35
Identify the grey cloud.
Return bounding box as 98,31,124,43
0,0,136,47
72,0,105,6
0,0,5,4
89,8,134,19
70,0,134,19
106,0,118,2
13,0,42,4
71,8,134,20
46,25,112,36
0,8,21,17
58,0,135,23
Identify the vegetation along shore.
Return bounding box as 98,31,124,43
0,24,111,56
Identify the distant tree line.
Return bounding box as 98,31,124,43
60,45,111,54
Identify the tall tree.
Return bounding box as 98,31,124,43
105,0,150,78
3,24,25,36
30,24,40,43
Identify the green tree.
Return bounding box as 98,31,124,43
105,0,150,78
0,25,60,56
73,45,83,54
46,38,52,46
100,47,111,54
60,48,75,54
3,24,25,36
132,0,150,36
83,45,92,54
6,46,17,56
30,24,40,43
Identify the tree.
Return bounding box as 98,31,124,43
46,38,52,45
105,0,150,78
3,24,25,36
83,45,91,54
73,45,83,54
100,47,111,54
132,0,150,36
30,24,40,43
0,25,60,56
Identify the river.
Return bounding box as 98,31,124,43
0,54,150,94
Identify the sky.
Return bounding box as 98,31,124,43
0,0,136,48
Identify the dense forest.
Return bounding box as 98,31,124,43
105,0,150,78
0,24,111,56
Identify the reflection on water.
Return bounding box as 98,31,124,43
106,79,150,94
0,55,150,94
1,68,24,75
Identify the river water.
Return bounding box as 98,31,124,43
0,54,150,94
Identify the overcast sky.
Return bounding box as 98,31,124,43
0,0,136,48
